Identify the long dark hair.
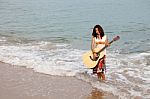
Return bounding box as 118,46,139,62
92,25,104,38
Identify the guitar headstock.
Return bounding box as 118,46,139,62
113,36,120,41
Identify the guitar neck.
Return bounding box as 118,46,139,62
97,40,114,54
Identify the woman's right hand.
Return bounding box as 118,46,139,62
93,52,98,58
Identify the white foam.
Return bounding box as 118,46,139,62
0,42,86,76
0,37,7,42
76,51,150,99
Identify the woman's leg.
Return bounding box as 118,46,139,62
100,70,105,80
92,65,98,74
97,57,106,80
93,56,106,80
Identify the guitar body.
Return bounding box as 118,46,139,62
82,48,105,68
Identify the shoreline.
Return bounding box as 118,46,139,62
0,62,117,99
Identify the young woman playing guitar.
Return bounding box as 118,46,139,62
91,25,110,80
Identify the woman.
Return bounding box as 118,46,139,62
91,24,109,80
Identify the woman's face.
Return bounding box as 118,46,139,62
95,28,100,35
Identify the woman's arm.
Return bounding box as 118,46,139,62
91,36,98,58
91,36,95,52
105,37,110,46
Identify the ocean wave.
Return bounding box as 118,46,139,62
0,40,87,76
77,51,150,99
0,38,149,98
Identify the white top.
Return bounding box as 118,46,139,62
94,35,107,55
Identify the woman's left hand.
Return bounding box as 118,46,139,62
105,41,110,46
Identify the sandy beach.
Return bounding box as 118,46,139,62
0,62,117,99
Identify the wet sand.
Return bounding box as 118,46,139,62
0,62,117,99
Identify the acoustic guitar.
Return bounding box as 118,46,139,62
82,36,120,68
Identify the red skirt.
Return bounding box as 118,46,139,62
92,55,106,74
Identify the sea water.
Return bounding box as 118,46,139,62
0,0,150,98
